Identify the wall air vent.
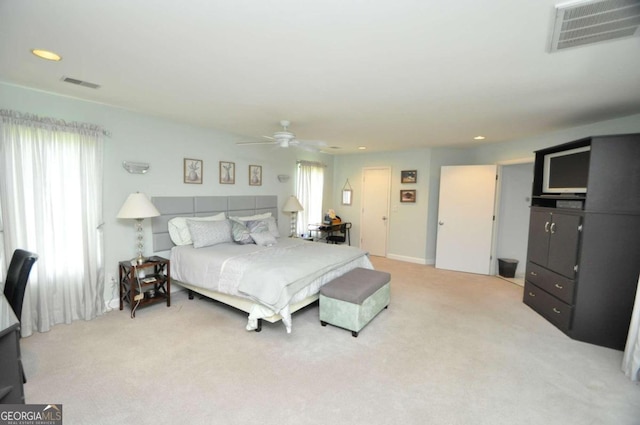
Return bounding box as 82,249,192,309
61,76,101,89
549,0,640,52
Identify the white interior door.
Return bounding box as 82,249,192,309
435,165,497,274
360,167,390,257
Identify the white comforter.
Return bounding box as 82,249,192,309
170,238,373,332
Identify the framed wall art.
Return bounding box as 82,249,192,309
249,165,262,186
400,189,416,203
401,170,417,183
219,161,235,184
184,158,203,184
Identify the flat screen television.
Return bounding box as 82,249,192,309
543,146,590,194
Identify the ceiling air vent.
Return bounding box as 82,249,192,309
549,0,640,52
61,76,101,89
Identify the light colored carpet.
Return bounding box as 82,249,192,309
20,257,640,425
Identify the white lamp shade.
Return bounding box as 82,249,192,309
117,192,161,219
283,195,303,212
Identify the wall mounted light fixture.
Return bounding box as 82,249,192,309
123,161,150,174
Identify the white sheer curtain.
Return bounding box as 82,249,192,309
295,160,324,236
0,110,105,336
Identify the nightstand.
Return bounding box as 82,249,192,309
119,256,170,317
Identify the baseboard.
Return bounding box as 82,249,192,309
386,253,428,265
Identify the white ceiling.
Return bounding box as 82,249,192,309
1,0,639,153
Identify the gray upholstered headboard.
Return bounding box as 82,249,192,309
151,195,278,252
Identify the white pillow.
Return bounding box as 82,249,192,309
251,231,278,247
262,216,280,238
168,212,226,245
186,219,232,248
229,212,272,222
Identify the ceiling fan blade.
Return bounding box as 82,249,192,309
262,135,275,140
236,140,277,146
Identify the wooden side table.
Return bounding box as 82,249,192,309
119,256,170,317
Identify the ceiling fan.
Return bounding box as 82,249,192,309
236,120,326,151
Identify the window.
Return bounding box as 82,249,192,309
295,161,324,235
0,110,105,336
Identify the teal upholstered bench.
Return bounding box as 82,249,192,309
319,268,390,337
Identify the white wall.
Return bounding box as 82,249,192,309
333,149,430,263
0,82,331,305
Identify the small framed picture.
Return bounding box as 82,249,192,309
219,161,235,184
401,170,417,183
184,158,203,184
249,165,262,186
400,189,416,203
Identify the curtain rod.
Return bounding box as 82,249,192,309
0,109,110,137
296,160,326,167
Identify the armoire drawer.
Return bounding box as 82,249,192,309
523,281,573,332
525,262,576,305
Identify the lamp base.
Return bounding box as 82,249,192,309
134,255,148,265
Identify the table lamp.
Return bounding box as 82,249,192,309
282,195,304,237
117,192,161,264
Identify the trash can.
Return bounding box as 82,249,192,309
498,258,518,278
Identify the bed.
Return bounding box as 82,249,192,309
151,196,373,333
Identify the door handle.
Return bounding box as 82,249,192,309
382,216,388,221
550,222,556,234
438,221,444,225
544,221,550,232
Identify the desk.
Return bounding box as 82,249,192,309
1,295,25,403
308,222,351,245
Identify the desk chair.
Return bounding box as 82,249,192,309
326,222,352,245
3,249,37,384
3,249,38,323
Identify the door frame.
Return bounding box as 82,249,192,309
360,166,391,257
491,157,535,277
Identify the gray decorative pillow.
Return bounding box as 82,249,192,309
186,219,232,248
246,220,269,234
251,231,278,247
231,219,253,245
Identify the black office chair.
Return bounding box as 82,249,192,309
3,249,39,323
326,222,352,245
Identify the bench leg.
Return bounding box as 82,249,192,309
320,321,327,327
351,331,358,337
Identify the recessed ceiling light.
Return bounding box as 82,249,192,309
31,49,62,61
473,136,486,140
358,146,367,150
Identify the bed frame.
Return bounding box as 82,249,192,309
150,195,319,331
